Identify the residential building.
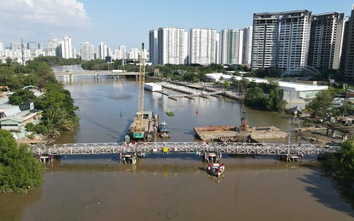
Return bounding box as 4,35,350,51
242,26,253,65
98,42,107,60
252,12,281,69
80,42,94,61
149,30,158,64
308,12,345,70
189,28,217,65
340,19,350,71
343,5,354,80
215,32,221,64
57,36,73,59
278,10,312,70
113,45,127,60
252,10,312,71
220,29,244,65
46,39,60,56
10,42,21,50
129,48,139,60
157,27,187,65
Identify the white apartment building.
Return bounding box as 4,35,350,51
215,32,221,64
98,42,107,60
113,45,127,60
57,36,73,59
10,42,21,50
129,48,139,60
46,39,60,56
242,26,253,65
157,27,188,65
221,29,244,65
278,10,312,70
80,42,94,61
189,28,217,65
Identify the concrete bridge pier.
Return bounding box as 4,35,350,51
36,155,54,164
120,153,137,164
202,152,221,163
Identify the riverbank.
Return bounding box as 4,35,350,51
157,80,344,145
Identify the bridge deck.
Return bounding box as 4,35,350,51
32,142,338,156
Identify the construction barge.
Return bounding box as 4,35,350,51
194,113,288,142
125,43,159,142
194,125,288,142
126,111,159,142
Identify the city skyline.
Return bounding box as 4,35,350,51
1,0,354,50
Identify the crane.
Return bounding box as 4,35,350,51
133,43,146,139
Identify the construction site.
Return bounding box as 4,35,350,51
125,43,159,142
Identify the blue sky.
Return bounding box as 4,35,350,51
1,0,354,51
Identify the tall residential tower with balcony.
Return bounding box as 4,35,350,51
252,10,312,71
278,10,312,70
308,12,345,70
252,12,281,69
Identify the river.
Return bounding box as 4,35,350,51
0,66,353,221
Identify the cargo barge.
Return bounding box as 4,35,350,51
194,112,288,142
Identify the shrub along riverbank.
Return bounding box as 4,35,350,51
322,139,354,205
0,130,43,193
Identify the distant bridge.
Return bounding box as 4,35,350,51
54,70,139,78
32,142,338,157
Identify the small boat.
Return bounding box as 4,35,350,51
206,163,225,177
158,121,170,138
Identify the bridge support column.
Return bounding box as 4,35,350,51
120,153,137,164
202,152,221,163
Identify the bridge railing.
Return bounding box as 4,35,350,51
31,142,339,156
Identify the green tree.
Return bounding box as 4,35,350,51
244,87,267,109
8,89,36,105
305,90,335,117
266,88,287,112
339,100,354,117
224,80,231,89
0,130,43,193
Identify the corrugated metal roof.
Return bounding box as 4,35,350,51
206,74,328,92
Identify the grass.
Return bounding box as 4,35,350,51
166,111,175,117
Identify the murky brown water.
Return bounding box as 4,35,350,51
1,158,353,221
0,68,353,221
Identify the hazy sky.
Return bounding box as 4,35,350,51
1,0,354,51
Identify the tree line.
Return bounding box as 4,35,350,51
0,57,80,193
0,57,79,139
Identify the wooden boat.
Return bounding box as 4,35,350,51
206,163,225,177
158,121,170,138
